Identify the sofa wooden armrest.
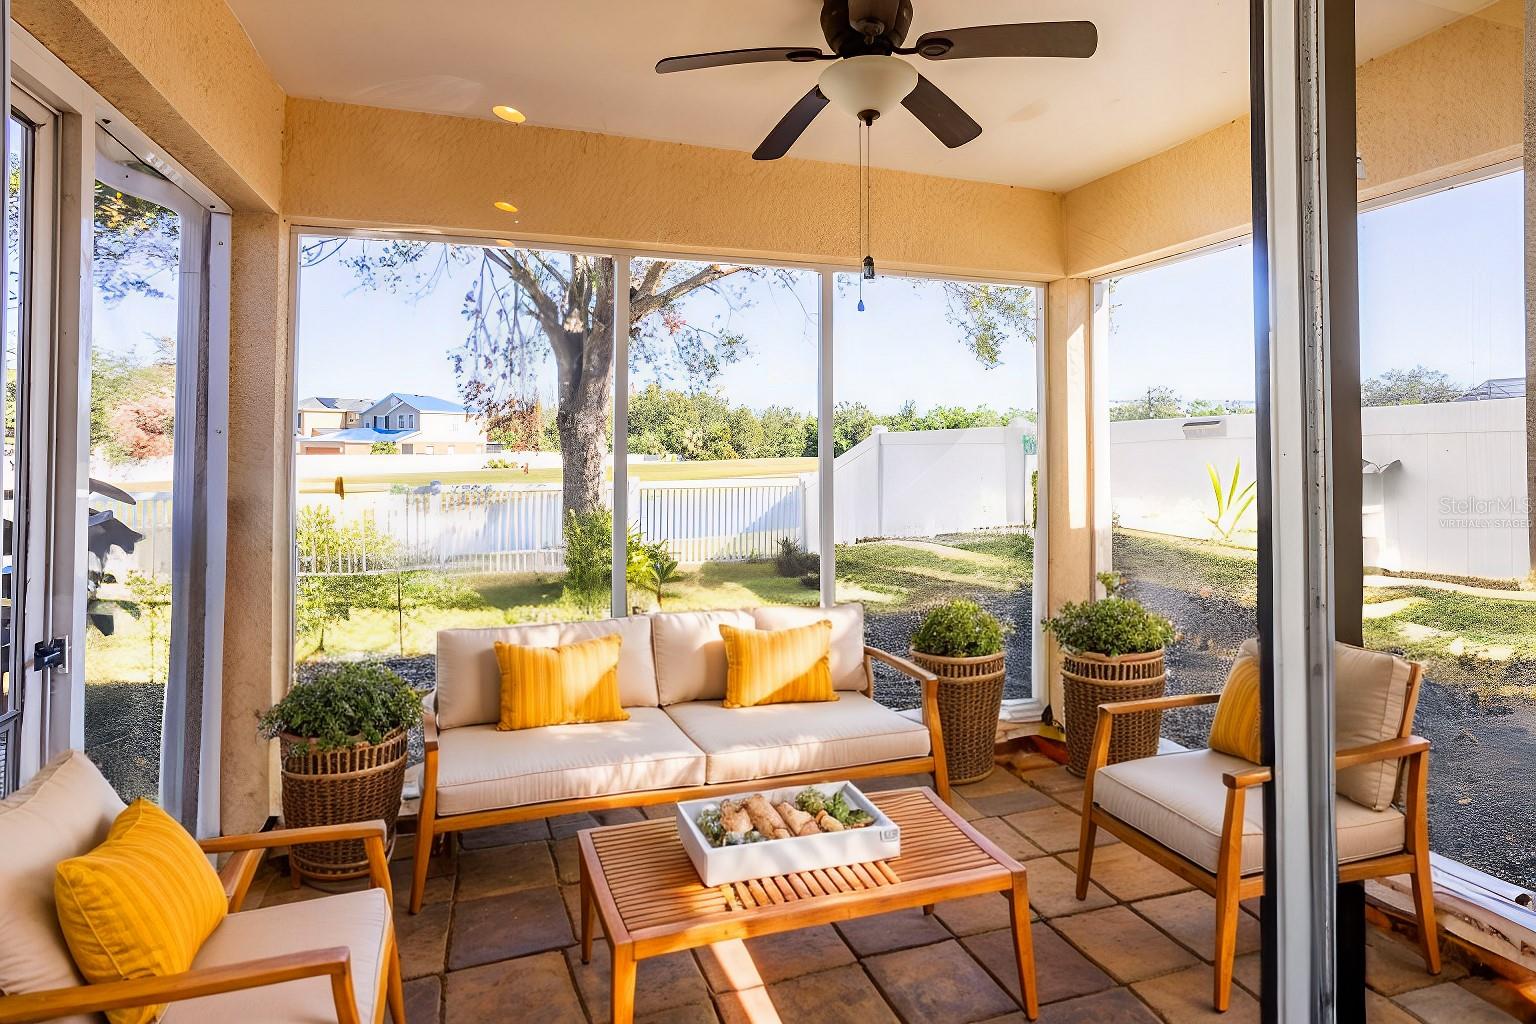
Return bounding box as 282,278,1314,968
864,646,949,800
0,948,361,1024
1336,734,1428,770
201,820,393,908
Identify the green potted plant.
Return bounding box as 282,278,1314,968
910,599,1008,785
1042,572,1176,776
259,662,421,882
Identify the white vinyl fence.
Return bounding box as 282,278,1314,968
1109,399,1533,580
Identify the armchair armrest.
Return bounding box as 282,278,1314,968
200,820,393,906
1222,765,1272,790
1100,692,1222,716
1335,735,1428,770
198,819,388,854
217,848,266,913
0,948,361,1024
422,697,439,753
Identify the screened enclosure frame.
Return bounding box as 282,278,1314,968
284,225,1052,721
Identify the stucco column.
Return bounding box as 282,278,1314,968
221,213,291,833
1043,278,1099,731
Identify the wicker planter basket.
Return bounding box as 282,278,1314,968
279,728,408,881
1062,649,1166,777
909,649,1006,786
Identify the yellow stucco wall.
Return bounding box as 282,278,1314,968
1062,0,1524,279
283,98,1065,281
13,0,284,212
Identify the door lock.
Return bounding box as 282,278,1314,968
33,637,67,673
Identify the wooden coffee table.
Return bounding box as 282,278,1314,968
578,787,1037,1022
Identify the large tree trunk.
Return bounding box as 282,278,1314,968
557,397,608,518
551,320,613,522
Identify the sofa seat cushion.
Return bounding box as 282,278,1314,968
434,707,706,815
0,750,125,1024
1094,749,1406,875
664,694,931,784
163,889,388,1023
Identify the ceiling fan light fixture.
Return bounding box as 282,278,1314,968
818,55,917,121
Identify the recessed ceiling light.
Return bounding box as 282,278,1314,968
492,105,526,124
494,201,519,214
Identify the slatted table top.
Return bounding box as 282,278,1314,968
577,787,1024,955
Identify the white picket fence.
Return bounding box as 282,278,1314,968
296,477,809,576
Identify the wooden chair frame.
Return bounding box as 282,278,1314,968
409,646,948,913
0,820,406,1024
1075,666,1439,1012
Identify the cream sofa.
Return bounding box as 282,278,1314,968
0,751,404,1024
409,603,947,913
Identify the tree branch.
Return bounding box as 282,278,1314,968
630,264,753,324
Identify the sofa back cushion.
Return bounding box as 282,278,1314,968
1237,637,1415,810
438,616,657,728
753,604,869,693
0,750,126,1020
652,610,754,705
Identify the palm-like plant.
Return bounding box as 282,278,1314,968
1205,459,1256,541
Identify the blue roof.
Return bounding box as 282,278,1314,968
384,392,467,414
305,428,419,443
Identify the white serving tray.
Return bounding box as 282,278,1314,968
676,781,901,888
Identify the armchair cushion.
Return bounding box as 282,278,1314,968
1238,638,1414,810
0,750,125,1023
162,888,389,1023
54,800,227,1024
434,707,705,815
665,693,930,784
1094,748,1405,874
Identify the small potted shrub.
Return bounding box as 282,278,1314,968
259,662,421,882
910,599,1007,785
1042,573,1176,776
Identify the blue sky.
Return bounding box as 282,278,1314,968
279,168,1523,416
1108,169,1524,401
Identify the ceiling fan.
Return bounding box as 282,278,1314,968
655,0,1098,160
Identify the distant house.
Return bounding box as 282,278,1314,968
295,396,372,436
295,392,491,455
1456,377,1524,402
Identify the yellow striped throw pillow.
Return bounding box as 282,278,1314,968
719,620,837,709
55,799,227,1024
495,633,629,730
1209,654,1263,763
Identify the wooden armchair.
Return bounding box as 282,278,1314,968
1074,648,1438,1013
0,803,405,1024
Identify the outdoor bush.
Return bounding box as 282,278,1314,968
258,662,420,752
912,599,1005,658
774,537,819,578
562,507,615,614
1042,572,1175,657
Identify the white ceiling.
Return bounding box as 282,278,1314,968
228,0,1492,192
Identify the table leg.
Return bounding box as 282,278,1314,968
1007,871,1039,1020
611,942,637,1024
580,859,595,964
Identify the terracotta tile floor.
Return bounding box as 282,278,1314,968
246,760,1525,1023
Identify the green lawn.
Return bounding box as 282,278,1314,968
1112,528,1259,607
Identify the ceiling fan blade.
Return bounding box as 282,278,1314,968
913,21,1098,60
753,87,830,160
656,47,830,74
901,74,981,149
